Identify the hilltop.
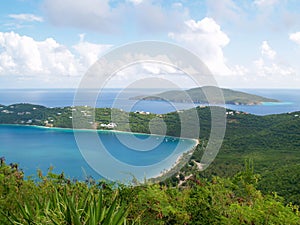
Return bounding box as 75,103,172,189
132,86,279,105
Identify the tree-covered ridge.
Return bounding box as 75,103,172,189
1,103,300,205
0,159,299,225
0,103,205,138
132,86,280,105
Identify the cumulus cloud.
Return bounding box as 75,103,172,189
0,32,77,77
254,58,295,77
9,14,44,22
0,32,111,81
168,17,235,75
289,32,300,45
73,34,112,69
254,41,295,77
261,41,276,59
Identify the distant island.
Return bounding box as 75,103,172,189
131,86,279,105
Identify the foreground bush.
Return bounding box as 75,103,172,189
0,159,299,224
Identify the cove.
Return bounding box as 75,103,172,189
0,125,197,182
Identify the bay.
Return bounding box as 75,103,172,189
0,125,197,182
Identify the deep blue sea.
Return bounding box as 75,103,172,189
0,88,299,115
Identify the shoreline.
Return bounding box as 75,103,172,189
0,123,200,182
134,98,281,106
150,139,199,181
0,123,198,143
0,102,299,119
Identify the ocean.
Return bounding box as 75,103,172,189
0,88,299,115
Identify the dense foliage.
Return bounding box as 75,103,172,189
1,103,300,205
0,160,299,224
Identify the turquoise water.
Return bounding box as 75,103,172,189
0,125,196,182
261,101,292,106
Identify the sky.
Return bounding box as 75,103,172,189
0,0,300,89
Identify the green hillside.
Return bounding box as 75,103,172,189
133,86,279,105
0,103,300,205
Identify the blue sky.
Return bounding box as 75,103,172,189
0,0,300,88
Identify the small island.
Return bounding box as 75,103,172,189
131,86,279,105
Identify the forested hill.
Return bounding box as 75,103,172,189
132,86,279,105
0,103,300,204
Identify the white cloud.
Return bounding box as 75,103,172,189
254,0,279,8
110,62,195,88
0,32,77,77
0,32,111,84
140,63,179,75
231,65,249,76
289,32,300,45
216,39,297,88
254,58,295,77
254,41,295,77
261,41,276,59
168,17,234,75
9,14,44,22
73,34,112,69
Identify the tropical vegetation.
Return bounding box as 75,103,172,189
0,159,299,224
1,103,300,223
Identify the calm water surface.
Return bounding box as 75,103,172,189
0,125,196,181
